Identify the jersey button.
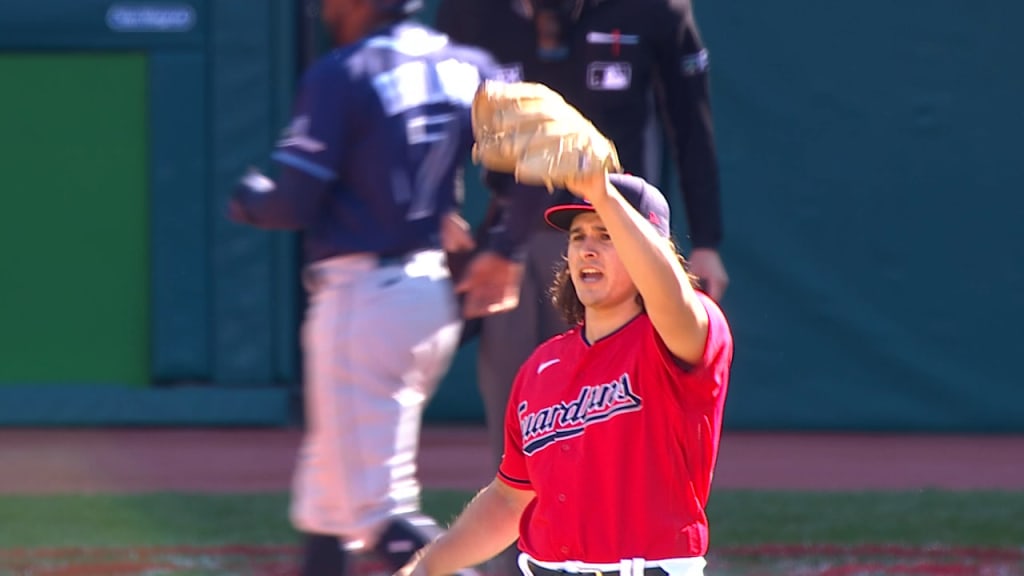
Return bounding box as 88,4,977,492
558,493,566,502
561,444,570,452
560,546,570,555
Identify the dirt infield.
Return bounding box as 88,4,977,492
2,428,1024,575
0,426,1023,494
4,544,1024,576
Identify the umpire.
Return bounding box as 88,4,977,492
434,1,729,573
438,0,727,294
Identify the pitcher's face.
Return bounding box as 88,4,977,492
567,213,639,314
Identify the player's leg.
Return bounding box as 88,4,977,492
477,228,569,576
477,301,531,576
299,533,348,576
356,252,478,571
290,265,360,576
291,251,465,569
372,513,446,569
477,229,570,469
477,276,539,471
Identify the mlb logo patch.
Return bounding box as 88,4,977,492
587,62,632,91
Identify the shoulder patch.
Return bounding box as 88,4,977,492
277,115,326,153
681,48,709,76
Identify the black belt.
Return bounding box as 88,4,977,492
526,561,667,576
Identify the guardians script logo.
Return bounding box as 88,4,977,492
518,373,642,455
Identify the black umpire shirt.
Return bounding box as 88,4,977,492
436,0,723,249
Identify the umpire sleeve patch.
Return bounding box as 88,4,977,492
681,49,709,76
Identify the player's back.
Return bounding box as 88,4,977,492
297,21,495,262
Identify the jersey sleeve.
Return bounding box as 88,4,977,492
497,365,534,490
651,294,733,400
696,294,733,377
651,0,723,249
271,64,350,186
231,63,350,230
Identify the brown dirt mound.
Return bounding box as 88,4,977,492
1,428,1023,495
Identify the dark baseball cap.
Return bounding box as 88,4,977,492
543,173,672,238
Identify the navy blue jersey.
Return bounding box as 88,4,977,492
235,21,498,264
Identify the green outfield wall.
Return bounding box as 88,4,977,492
0,54,149,387
0,0,298,425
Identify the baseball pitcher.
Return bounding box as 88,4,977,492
394,81,734,576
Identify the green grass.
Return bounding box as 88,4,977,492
1,489,1022,549
0,492,292,548
707,489,1024,547
0,490,475,549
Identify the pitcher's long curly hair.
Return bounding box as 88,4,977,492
548,236,701,326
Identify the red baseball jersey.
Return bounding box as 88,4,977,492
498,293,733,562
